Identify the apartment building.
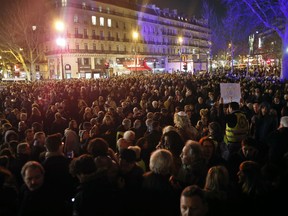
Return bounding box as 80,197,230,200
44,0,211,79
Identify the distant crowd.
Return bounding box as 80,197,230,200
0,70,288,216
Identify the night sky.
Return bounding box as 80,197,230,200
142,0,202,17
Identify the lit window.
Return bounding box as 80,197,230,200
62,0,67,7
107,7,110,14
92,16,96,25
74,15,78,23
107,19,112,27
100,17,104,26
99,6,102,12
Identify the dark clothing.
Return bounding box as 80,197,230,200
142,130,162,170
18,183,68,216
0,185,18,216
141,172,180,216
175,159,208,189
72,173,121,216
251,114,278,143
42,155,75,203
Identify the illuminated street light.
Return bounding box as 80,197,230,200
55,20,66,79
132,31,139,73
55,20,65,32
56,37,66,79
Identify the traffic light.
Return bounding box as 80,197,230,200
183,62,187,71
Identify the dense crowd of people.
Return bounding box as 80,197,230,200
0,70,288,216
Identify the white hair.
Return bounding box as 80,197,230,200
280,116,288,128
123,130,135,142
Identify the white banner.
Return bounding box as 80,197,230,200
220,83,241,104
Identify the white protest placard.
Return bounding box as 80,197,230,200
220,83,241,104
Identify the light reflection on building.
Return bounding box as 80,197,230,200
44,0,211,78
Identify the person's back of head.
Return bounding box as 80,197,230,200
146,112,154,120
8,140,19,155
238,160,262,195
128,145,141,161
151,120,160,131
87,137,109,157
82,121,92,131
204,165,229,192
117,138,130,153
54,112,62,120
17,142,30,155
122,118,132,130
120,148,136,164
4,129,19,143
149,149,173,175
34,131,46,145
133,119,142,129
229,102,239,111
123,130,135,143
45,133,62,153
69,154,96,179
145,118,153,130
32,122,43,133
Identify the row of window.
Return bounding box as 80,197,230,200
60,0,209,37
55,42,201,56
72,26,206,46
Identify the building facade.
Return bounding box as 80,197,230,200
44,0,211,79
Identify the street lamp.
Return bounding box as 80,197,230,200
55,20,66,79
55,20,65,32
132,31,139,73
56,37,66,79
178,37,183,72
